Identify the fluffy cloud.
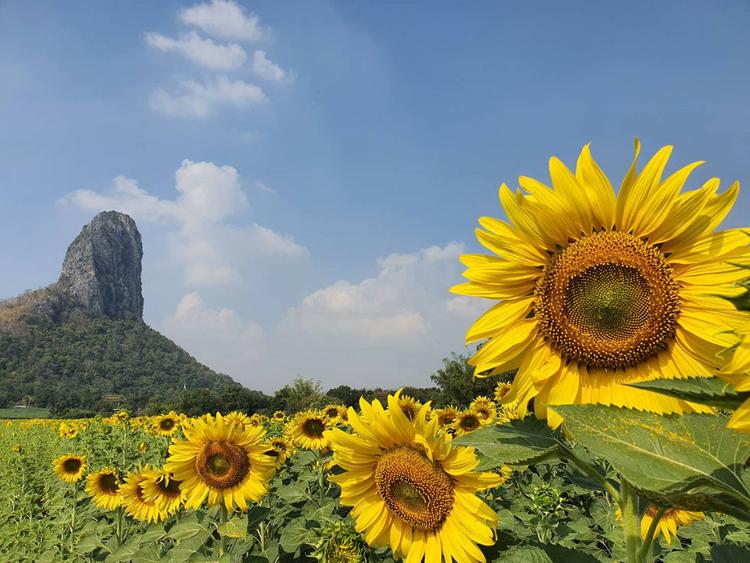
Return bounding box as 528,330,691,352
62,160,307,288
179,0,268,41
149,76,266,118
252,50,295,84
145,31,247,70
163,292,265,376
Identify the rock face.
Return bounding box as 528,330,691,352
58,211,143,320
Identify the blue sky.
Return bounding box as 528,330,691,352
1,0,749,392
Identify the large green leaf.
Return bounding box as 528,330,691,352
553,405,750,516
626,377,749,409
454,418,570,468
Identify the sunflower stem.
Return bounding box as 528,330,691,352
619,479,641,563
218,504,229,556
115,506,124,547
637,507,666,562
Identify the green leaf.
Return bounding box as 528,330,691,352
627,377,750,409
168,520,209,541
711,542,750,562
455,418,570,468
493,546,553,562
553,405,750,516
246,505,271,528
217,516,248,538
279,519,312,554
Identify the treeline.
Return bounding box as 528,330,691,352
139,352,510,418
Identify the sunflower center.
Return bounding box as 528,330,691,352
157,476,181,498
374,447,454,530
195,441,250,489
160,419,175,431
535,231,679,369
63,458,82,473
302,418,325,438
325,408,339,418
99,473,119,494
460,415,480,431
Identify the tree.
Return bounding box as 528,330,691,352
273,377,326,414
430,353,508,407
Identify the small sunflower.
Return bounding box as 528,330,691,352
325,391,502,563
264,436,295,466
396,394,422,420
52,454,87,484
453,409,486,436
153,412,181,437
86,468,122,510
140,468,184,519
494,382,512,404
272,410,286,422
225,411,251,430
323,404,345,423
640,505,704,544
453,140,750,427
287,411,332,450
122,468,162,523
470,396,497,421
164,413,275,511
138,441,149,453
436,407,460,427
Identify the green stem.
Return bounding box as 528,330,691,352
619,479,641,563
637,507,666,562
564,452,620,502
115,506,124,547
70,487,77,555
219,504,229,556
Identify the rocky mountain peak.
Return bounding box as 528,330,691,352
58,211,143,320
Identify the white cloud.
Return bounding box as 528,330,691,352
145,31,247,70
61,160,307,288
252,50,295,83
149,76,266,118
179,0,268,41
163,292,265,375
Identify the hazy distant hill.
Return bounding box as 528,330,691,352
0,212,238,413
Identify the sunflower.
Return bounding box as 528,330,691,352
272,410,286,422
436,407,460,427
140,468,184,518
397,394,423,421
469,396,497,422
164,413,275,511
122,467,162,523
718,326,750,431
225,411,251,430
494,383,512,404
287,410,332,450
452,410,486,436
325,391,502,563
52,454,87,484
453,141,750,427
640,505,704,544
264,436,295,466
323,404,345,423
152,412,181,437
86,468,122,510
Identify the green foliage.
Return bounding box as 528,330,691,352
627,378,750,410
429,352,506,407
0,311,237,414
553,405,750,520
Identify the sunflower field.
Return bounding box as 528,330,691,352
3,141,750,562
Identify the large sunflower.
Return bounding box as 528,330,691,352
453,141,750,427
326,392,502,563
52,454,87,484
164,413,275,511
86,468,122,510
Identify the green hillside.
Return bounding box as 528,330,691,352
0,308,237,415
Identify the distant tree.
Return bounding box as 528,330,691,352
325,385,362,407
273,377,326,414
430,353,509,407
